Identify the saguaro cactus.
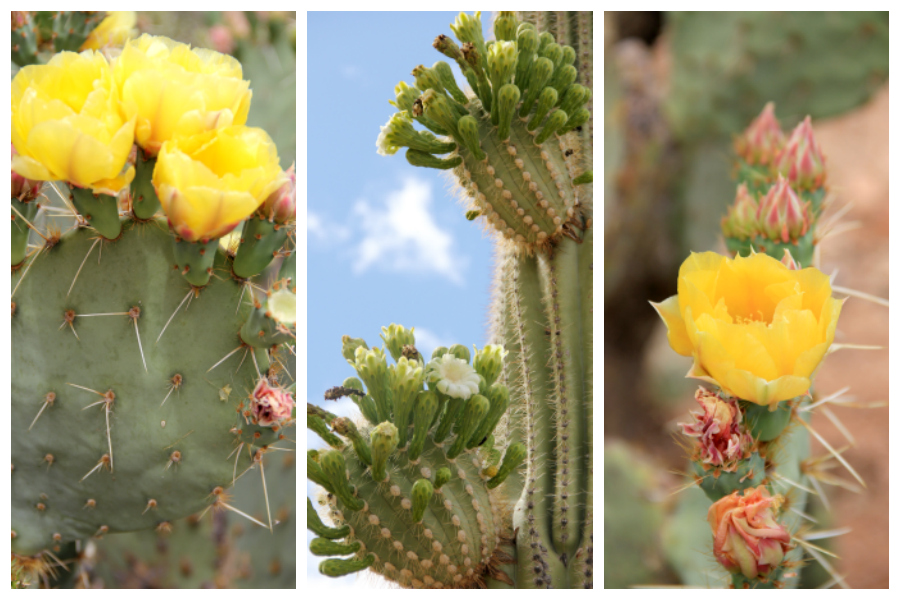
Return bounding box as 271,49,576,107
307,11,593,589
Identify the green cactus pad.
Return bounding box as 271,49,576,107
12,222,283,556
694,452,766,502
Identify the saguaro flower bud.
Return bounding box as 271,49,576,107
708,486,792,581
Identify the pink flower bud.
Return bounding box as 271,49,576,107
779,248,800,271
680,388,752,469
708,486,792,581
775,116,826,191
248,378,294,427
209,24,235,55
756,175,810,243
11,143,43,202
734,103,785,166
721,184,759,240
260,163,296,223
223,11,251,39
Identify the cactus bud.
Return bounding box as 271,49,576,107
561,45,577,66
433,33,462,61
527,87,559,131
450,11,486,61
496,84,521,141
780,248,800,271
250,378,294,427
310,537,361,556
341,335,368,364
539,42,563,68
467,384,509,449
405,149,462,170
433,467,452,490
354,346,392,422
519,57,554,117
319,555,375,577
548,63,577,99
307,450,333,493
514,27,539,92
11,144,43,202
259,163,296,223
447,344,471,363
446,394,489,459
389,357,425,447
420,89,462,140
307,498,350,539
487,41,518,125
734,102,785,166
493,12,518,41
410,478,434,523
559,107,590,135
370,421,399,482
472,344,507,388
332,417,372,465
457,115,486,161
756,175,811,243
775,116,826,191
320,450,365,511
433,61,468,105
721,184,760,240
535,108,567,144
408,390,439,461
487,442,526,489
680,388,753,469
380,323,416,362
426,353,480,400
431,346,449,360
708,486,792,582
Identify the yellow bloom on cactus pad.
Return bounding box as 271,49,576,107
113,34,252,156
153,126,286,241
11,51,135,194
652,251,843,406
81,11,137,50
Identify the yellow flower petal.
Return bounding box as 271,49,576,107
651,297,692,356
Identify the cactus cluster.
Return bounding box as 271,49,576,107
11,11,105,67
11,18,296,588
309,11,593,589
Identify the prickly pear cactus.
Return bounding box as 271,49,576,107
11,16,296,588
308,11,593,589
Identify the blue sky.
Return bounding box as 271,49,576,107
306,12,496,588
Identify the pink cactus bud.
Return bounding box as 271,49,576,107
779,248,800,271
721,184,759,240
756,175,810,243
775,116,826,191
223,11,251,39
209,24,235,55
11,143,43,202
680,388,752,470
708,486,792,581
249,378,294,427
734,103,785,166
260,164,296,223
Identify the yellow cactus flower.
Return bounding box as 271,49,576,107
10,51,135,195
652,251,843,406
153,126,287,241
113,34,252,156
81,11,137,50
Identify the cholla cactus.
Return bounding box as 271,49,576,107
11,17,296,588
307,11,593,589
654,104,882,588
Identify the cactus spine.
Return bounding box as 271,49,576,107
308,11,593,589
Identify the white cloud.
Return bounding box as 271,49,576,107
352,177,466,284
411,326,454,360
307,209,350,245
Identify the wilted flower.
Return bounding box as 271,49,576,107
652,251,843,405
734,102,785,166
680,388,752,470
113,34,252,156
427,354,480,399
152,126,286,241
708,486,792,581
11,51,135,194
775,116,826,191
248,378,294,427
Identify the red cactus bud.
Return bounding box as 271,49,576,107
209,24,235,55
248,378,294,427
708,486,792,581
756,175,810,243
721,184,759,240
775,116,826,191
260,164,295,223
680,388,752,470
734,103,785,166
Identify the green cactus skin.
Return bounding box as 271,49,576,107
11,198,39,267
130,150,162,220
11,222,287,558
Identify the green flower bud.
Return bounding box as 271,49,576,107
412,64,443,94
433,466,452,490
433,393,463,444
319,555,375,578
496,84,521,141
558,83,587,115
548,63,577,99
493,11,518,41
559,107,591,135
447,343,471,363
473,344,508,387
527,87,559,131
410,478,434,523
370,421,399,482
307,498,349,539
467,384,509,449
307,450,333,493
341,335,368,364
518,57,554,117
536,31,554,55
561,45,577,66
446,393,489,459
458,115,486,161
450,11,486,63
320,450,365,511
514,27,539,93
433,61,468,105
539,42,563,68
310,537,361,556
332,417,372,466
408,390,439,461
421,89,461,139
405,149,462,170
535,108,568,144
431,346,449,360
487,41,518,124
461,42,492,111
308,414,343,448
380,323,416,361
487,442,526,489
354,346,392,422
573,170,593,185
